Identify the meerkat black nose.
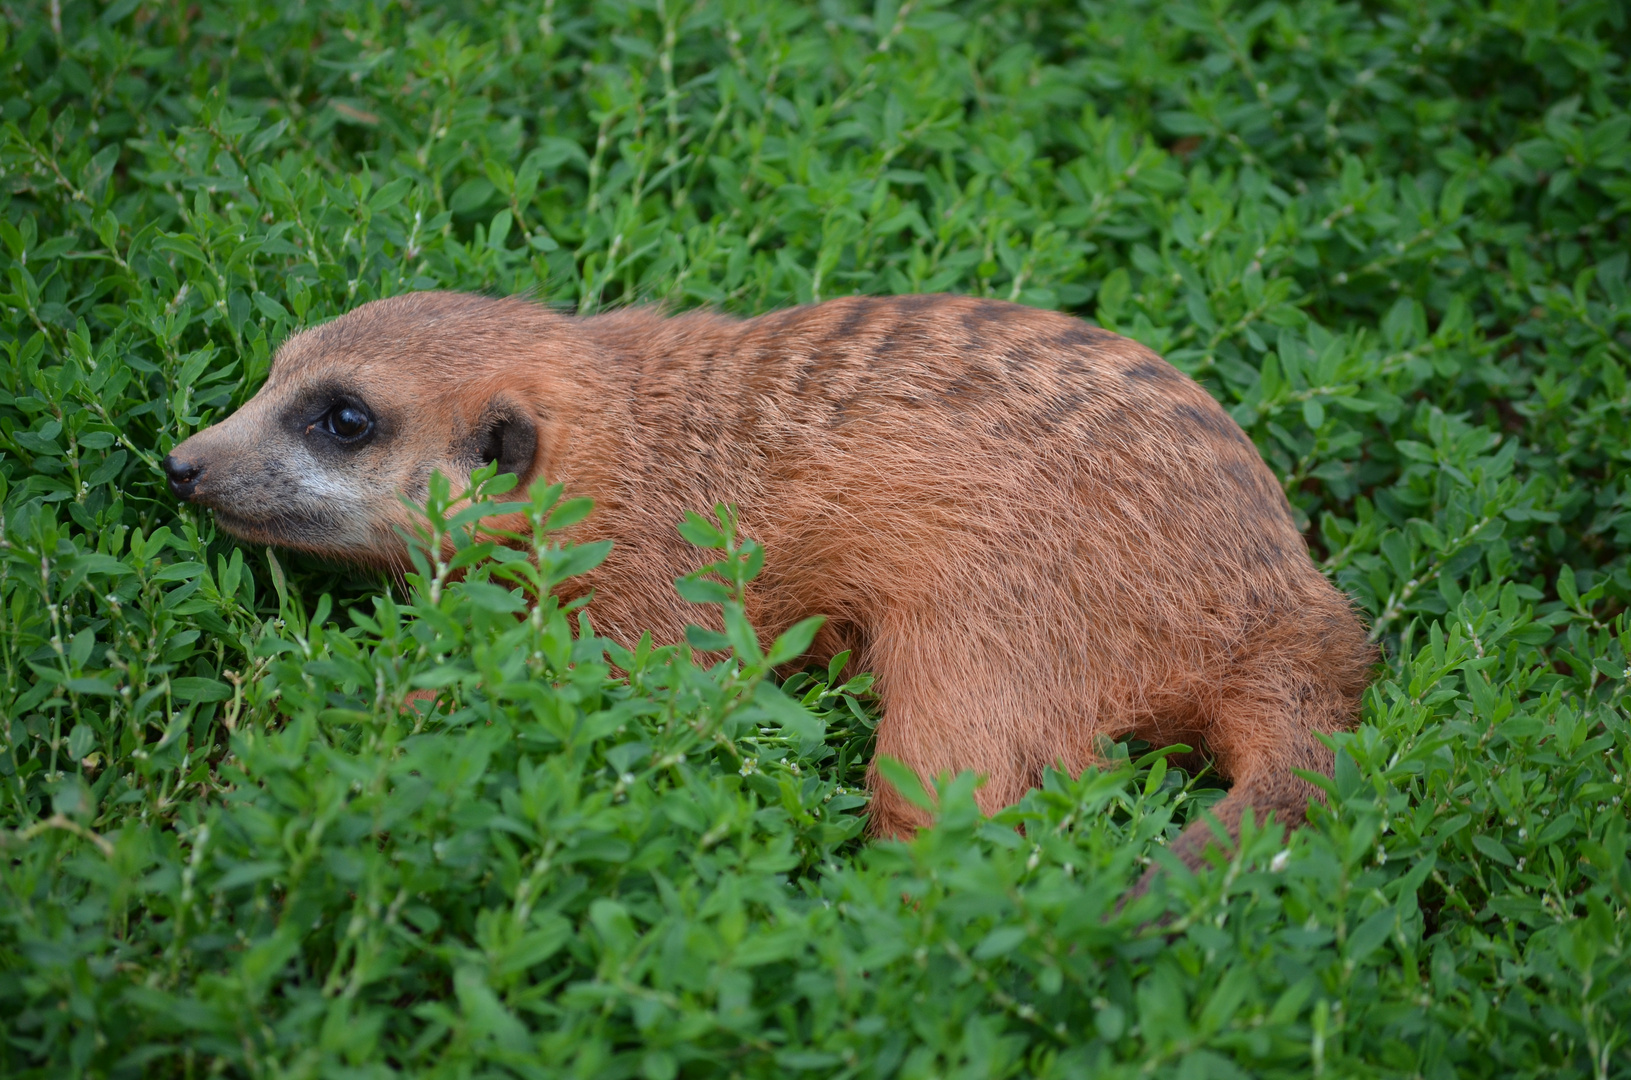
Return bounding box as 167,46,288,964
163,454,203,499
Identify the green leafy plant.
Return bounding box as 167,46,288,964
2,0,1629,1076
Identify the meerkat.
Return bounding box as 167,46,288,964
165,291,1375,869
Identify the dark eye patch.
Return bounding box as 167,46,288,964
286,385,380,450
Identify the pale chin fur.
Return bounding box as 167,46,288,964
284,449,379,550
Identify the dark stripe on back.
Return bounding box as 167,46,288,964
1124,359,1185,386
1172,402,1254,450
1051,323,1117,351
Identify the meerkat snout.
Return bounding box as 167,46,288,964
165,383,394,558
162,453,202,498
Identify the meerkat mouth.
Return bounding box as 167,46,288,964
207,503,384,556
205,505,311,544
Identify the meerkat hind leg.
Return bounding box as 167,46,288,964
1133,704,1338,897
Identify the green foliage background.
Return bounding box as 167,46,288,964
2,0,1631,1076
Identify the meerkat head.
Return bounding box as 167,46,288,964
165,291,576,570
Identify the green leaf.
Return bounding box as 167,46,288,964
449,178,496,214
266,548,288,612
527,137,588,171
456,581,528,613
674,576,732,605
766,615,825,667
546,497,594,530
549,539,612,581
753,681,825,747
171,677,232,702
972,925,1027,960
1345,909,1396,965
67,723,97,759
678,511,726,548
875,754,935,813
213,860,285,893
1143,755,1167,796
684,625,731,651
453,967,530,1051
1557,564,1579,609
1471,834,1517,867
368,176,414,213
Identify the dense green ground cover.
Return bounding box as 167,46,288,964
2,0,1630,1075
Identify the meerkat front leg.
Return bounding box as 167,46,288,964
861,618,1048,837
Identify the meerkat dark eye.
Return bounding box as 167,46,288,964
319,401,373,443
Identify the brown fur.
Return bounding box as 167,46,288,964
167,292,1376,865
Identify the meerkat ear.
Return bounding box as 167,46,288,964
475,403,538,481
